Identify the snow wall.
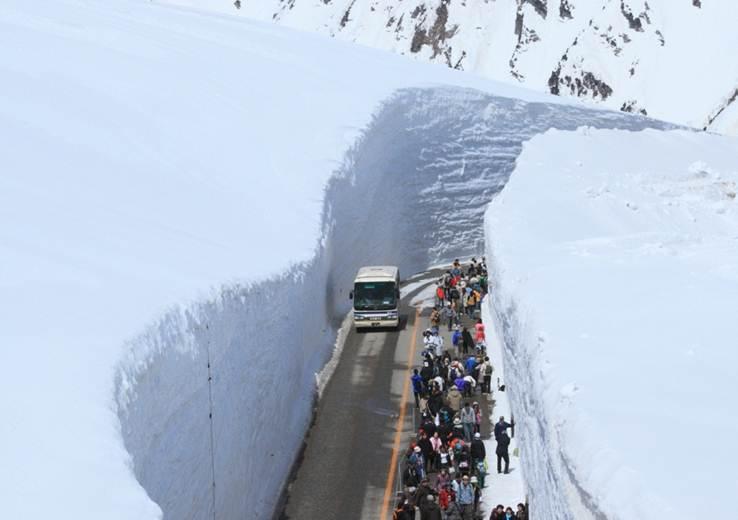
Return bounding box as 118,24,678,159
115,87,668,520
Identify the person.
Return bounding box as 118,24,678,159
392,499,410,520
438,482,452,509
435,467,450,491
444,499,464,520
461,326,474,356
465,289,477,318
515,503,528,520
472,402,482,434
494,416,513,440
474,318,486,344
428,386,444,417
420,361,434,390
411,369,424,408
415,477,434,507
451,326,462,358
469,476,482,512
438,444,451,471
411,445,426,480
441,302,455,331
470,432,486,468
496,430,510,474
430,431,442,470
430,306,441,330
489,505,505,520
430,330,444,358
476,457,487,488
418,433,433,475
456,475,475,519
504,506,515,519
481,357,493,394
419,494,442,520
435,286,445,307
446,384,463,412
464,355,477,375
460,403,475,443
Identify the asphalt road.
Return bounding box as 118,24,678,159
279,272,440,520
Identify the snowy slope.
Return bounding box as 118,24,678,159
173,0,738,134
485,128,738,518
0,2,505,518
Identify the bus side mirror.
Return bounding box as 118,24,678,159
349,290,354,300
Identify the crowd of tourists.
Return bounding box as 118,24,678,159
392,259,528,520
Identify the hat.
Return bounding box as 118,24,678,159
427,495,435,502
470,476,478,483
414,446,421,453
474,432,481,439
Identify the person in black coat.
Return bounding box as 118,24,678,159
461,327,474,356
470,432,486,466
496,431,511,474
493,416,513,440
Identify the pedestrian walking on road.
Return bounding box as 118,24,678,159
461,327,474,356
419,494,442,520
446,385,463,412
442,302,455,331
481,357,493,394
457,475,475,519
474,318,486,344
451,326,462,358
496,430,511,474
470,432,486,468
473,402,482,434
460,402,475,443
412,369,424,408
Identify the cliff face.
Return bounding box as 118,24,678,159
184,0,738,134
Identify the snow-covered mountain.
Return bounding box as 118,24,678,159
172,0,738,135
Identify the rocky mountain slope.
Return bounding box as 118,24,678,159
169,0,738,134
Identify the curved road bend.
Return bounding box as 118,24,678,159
279,271,444,519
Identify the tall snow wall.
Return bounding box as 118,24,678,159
115,87,667,519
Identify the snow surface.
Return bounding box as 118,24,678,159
0,1,674,518
485,128,738,518
480,299,526,512
171,0,738,135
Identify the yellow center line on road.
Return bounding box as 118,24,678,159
380,306,422,520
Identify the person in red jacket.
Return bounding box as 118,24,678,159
438,483,454,510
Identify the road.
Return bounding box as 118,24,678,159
279,270,496,519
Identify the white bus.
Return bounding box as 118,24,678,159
349,266,400,330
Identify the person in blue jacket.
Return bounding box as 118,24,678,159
412,368,424,408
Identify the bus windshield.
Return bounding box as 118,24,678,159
353,281,397,311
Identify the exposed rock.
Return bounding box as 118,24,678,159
339,0,356,28
551,68,613,100
620,1,651,32
621,100,648,115
559,0,573,20
655,29,665,46
410,0,459,58
522,0,548,19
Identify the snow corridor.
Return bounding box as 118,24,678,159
115,88,668,519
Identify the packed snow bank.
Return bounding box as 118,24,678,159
0,1,671,518
485,128,738,518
